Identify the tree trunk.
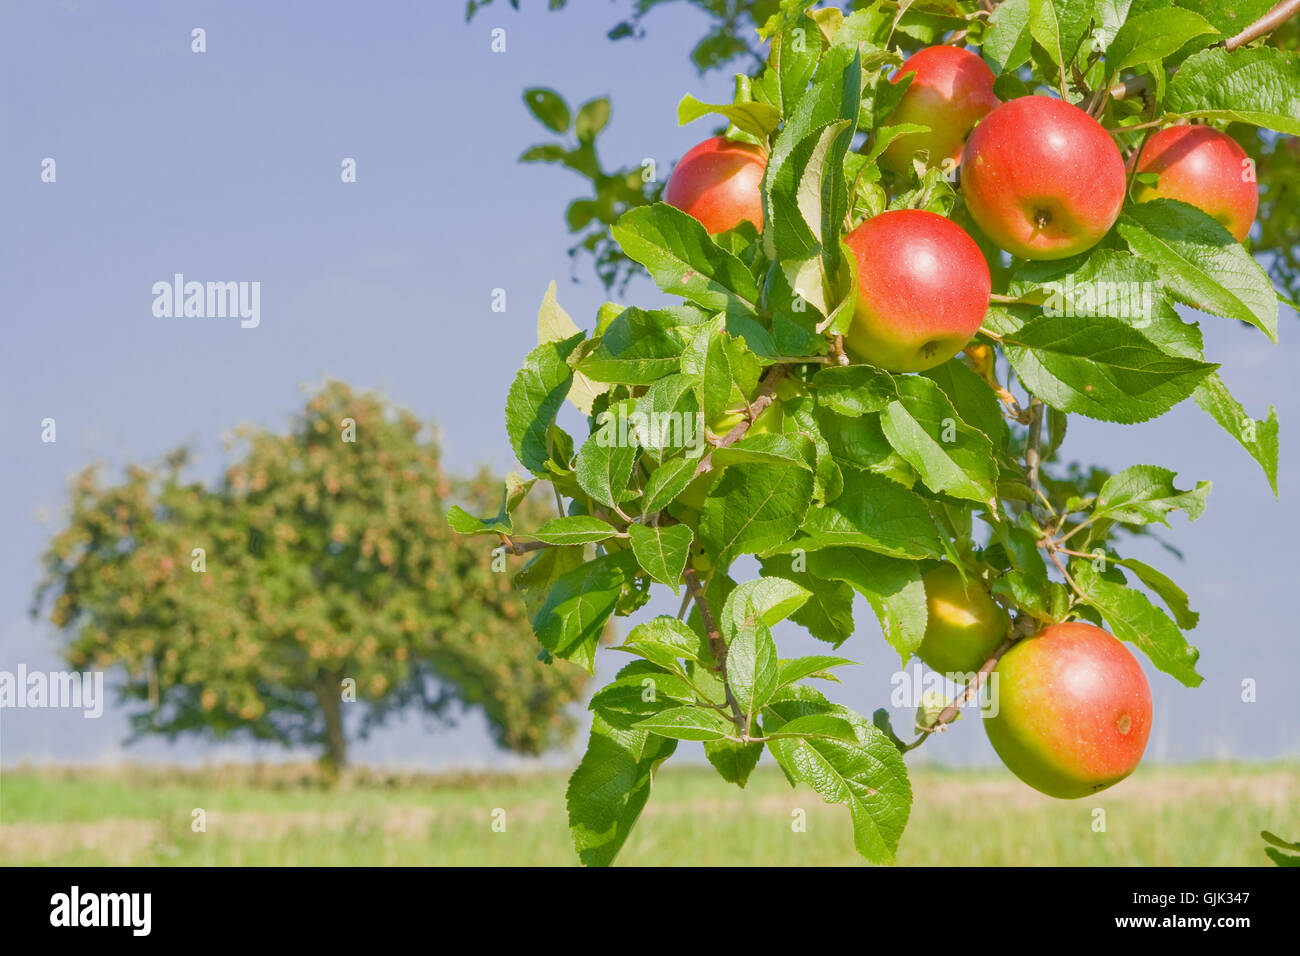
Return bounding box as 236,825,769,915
315,674,347,770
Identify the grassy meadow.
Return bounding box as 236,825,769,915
2,761,1295,866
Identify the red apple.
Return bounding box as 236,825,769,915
882,46,999,175
843,209,991,372
917,564,1009,676
961,96,1127,260
983,622,1152,799
1135,125,1258,241
664,136,766,234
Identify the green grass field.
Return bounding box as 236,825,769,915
2,761,1295,866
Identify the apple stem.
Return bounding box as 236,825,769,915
830,335,850,366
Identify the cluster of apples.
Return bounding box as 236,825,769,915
657,44,1259,798
666,45,1259,376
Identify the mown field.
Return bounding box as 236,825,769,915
2,761,1295,866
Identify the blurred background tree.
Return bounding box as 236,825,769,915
32,381,589,769
472,0,1300,303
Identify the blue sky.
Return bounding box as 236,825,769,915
1,0,1296,771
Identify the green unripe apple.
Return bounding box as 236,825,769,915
709,396,784,438
916,564,1008,676
676,470,719,511
983,622,1152,799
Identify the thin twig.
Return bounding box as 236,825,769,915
684,565,746,731
905,615,1038,748
1024,397,1045,516
1226,0,1300,50
694,364,789,479
498,534,550,556
1047,548,1084,598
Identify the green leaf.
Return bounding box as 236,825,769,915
537,281,606,416
982,0,1033,74
780,395,845,503
778,655,858,687
1093,464,1210,526
701,321,763,427
633,705,737,741
1119,200,1278,342
514,545,585,620
818,408,917,486
1192,374,1279,496
631,373,703,462
1028,0,1095,76
1012,248,1205,359
759,559,858,646
621,615,711,668
1001,313,1217,423
1174,0,1277,34
505,334,581,475
772,713,860,742
991,570,1071,623
1072,560,1203,687
446,491,512,536
711,432,817,470
764,698,912,865
699,461,816,566
532,552,627,671
677,94,782,139
588,661,702,731
1166,45,1300,136
579,306,703,385
1261,830,1300,852
612,204,761,316
1091,0,1133,54
766,117,859,309
523,87,570,133
763,41,861,260
790,470,945,559
641,457,701,514
519,143,568,164
627,523,693,589
726,621,781,725
1106,9,1217,74
805,547,928,662
531,515,618,545
704,738,764,788
574,414,638,512
1110,556,1199,630
574,97,611,142
566,714,676,867
880,375,999,506
922,359,1011,454
721,576,813,639
812,364,896,416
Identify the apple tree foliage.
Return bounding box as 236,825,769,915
455,0,1292,864
33,382,591,768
